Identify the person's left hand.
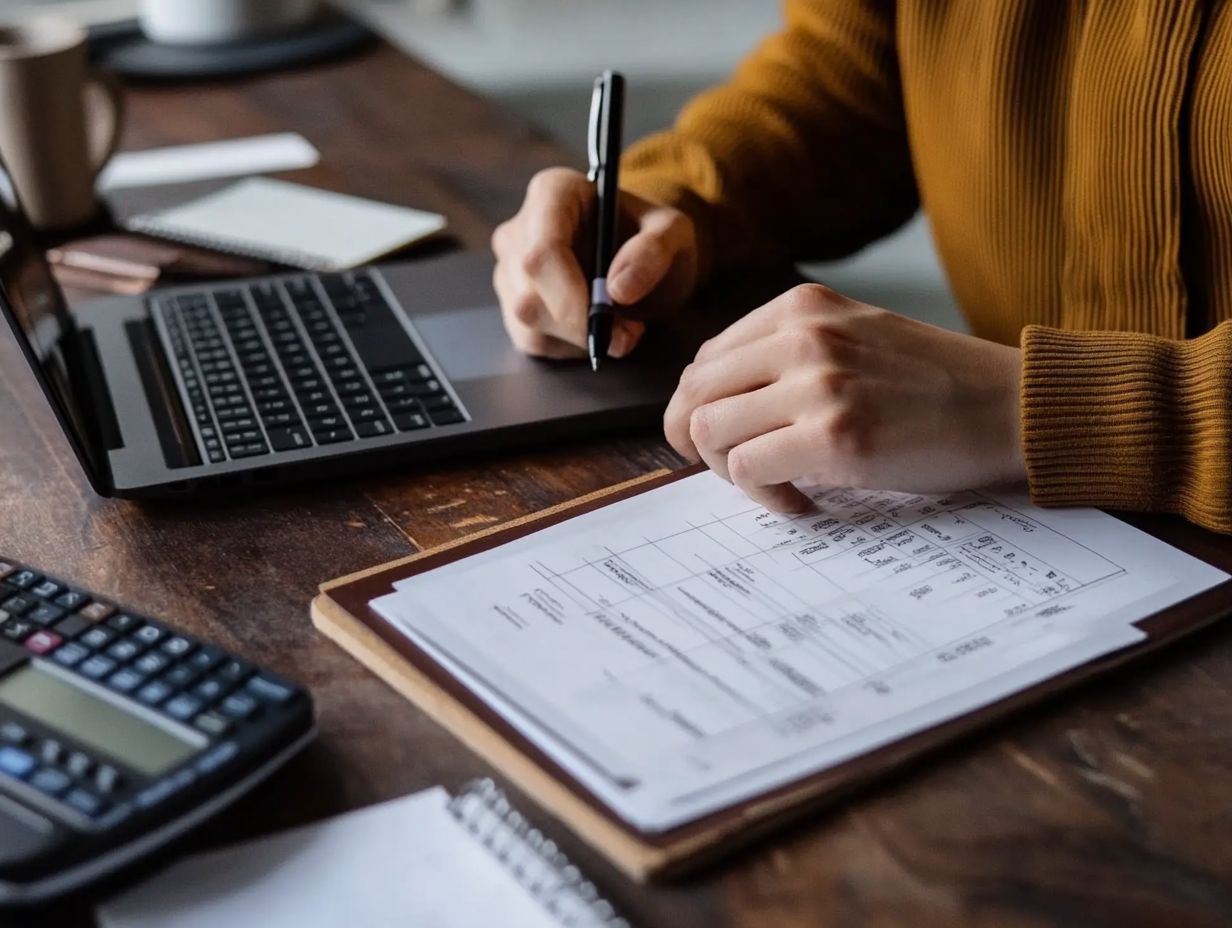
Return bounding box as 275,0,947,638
664,283,1026,512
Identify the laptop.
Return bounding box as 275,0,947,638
0,172,717,499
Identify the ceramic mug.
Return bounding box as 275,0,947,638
138,0,321,45
0,16,123,231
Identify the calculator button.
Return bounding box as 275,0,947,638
192,677,230,703
1,618,34,643
193,712,232,738
29,767,71,798
80,626,116,650
187,647,224,673
107,668,146,693
0,746,34,779
110,640,147,665
78,655,117,680
27,604,65,626
106,613,140,632
161,636,194,658
164,694,203,721
79,602,114,623
135,768,196,810
64,788,103,818
0,722,28,745
134,651,171,677
7,571,38,590
216,659,251,685
160,663,200,689
38,740,63,766
51,642,90,668
136,680,173,707
54,591,89,611
23,630,62,656
219,692,259,720
65,752,93,778
94,765,122,795
52,614,89,639
246,674,295,704
1,595,35,616
30,580,61,599
133,624,166,647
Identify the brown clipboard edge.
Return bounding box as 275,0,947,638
312,468,1232,881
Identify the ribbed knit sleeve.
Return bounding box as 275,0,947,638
1021,322,1232,533
620,0,917,278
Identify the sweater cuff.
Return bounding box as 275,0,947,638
1021,324,1232,529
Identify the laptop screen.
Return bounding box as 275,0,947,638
0,160,105,489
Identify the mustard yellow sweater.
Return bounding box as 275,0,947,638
622,0,1232,533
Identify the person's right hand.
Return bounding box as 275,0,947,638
492,167,701,359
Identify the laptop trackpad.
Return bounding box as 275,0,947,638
414,306,537,382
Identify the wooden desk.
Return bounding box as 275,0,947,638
4,41,1232,928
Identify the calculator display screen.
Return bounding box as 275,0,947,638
0,665,198,777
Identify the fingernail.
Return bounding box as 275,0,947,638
609,321,644,357
607,270,633,303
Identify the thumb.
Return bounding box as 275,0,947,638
606,230,675,305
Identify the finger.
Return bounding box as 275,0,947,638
663,336,787,460
607,218,679,306
688,382,795,480
522,241,589,347
609,319,645,358
694,284,850,364
495,263,585,359
727,424,817,513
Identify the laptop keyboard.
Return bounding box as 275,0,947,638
158,271,466,464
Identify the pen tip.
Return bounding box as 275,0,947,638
590,356,600,373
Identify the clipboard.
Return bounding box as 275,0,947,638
311,467,1232,881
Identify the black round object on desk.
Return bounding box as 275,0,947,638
90,14,374,81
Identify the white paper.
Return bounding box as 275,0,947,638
127,177,447,271
98,133,321,191
97,788,562,928
373,473,1228,832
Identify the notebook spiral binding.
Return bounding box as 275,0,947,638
448,779,630,928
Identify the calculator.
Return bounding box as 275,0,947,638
0,558,315,904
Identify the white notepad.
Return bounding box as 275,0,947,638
97,784,626,928
124,177,447,271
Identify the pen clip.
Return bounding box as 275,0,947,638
586,77,603,183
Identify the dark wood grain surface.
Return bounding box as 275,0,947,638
3,40,1232,928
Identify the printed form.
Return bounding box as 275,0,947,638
373,473,1227,832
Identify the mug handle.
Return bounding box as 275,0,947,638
82,72,125,177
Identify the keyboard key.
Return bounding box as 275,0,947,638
78,655,117,680
229,442,270,459
0,722,28,745
247,674,295,703
30,766,71,797
220,691,259,720
160,664,199,689
137,680,173,706
312,428,353,445
78,601,113,623
268,427,311,452
7,570,38,589
106,639,142,662
161,636,195,658
393,411,429,431
193,677,229,703
133,651,170,676
94,765,122,795
52,642,89,667
38,740,63,765
216,659,251,683
0,746,35,779
108,668,146,692
165,694,204,721
193,712,232,737
24,630,61,655
52,614,89,639
429,408,466,426
187,646,224,674
2,595,35,616
66,751,92,778
355,419,392,438
30,579,61,599
79,626,115,645
1,618,35,642
27,604,65,626
64,788,103,817
133,624,167,647
106,613,140,632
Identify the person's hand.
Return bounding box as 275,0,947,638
664,283,1026,512
492,167,700,359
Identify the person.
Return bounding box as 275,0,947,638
490,0,1232,533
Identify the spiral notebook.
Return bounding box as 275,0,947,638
122,177,447,272
97,780,627,928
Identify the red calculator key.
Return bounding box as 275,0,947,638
24,630,62,655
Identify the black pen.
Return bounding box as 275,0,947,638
587,70,625,372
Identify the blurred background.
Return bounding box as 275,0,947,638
0,0,962,329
